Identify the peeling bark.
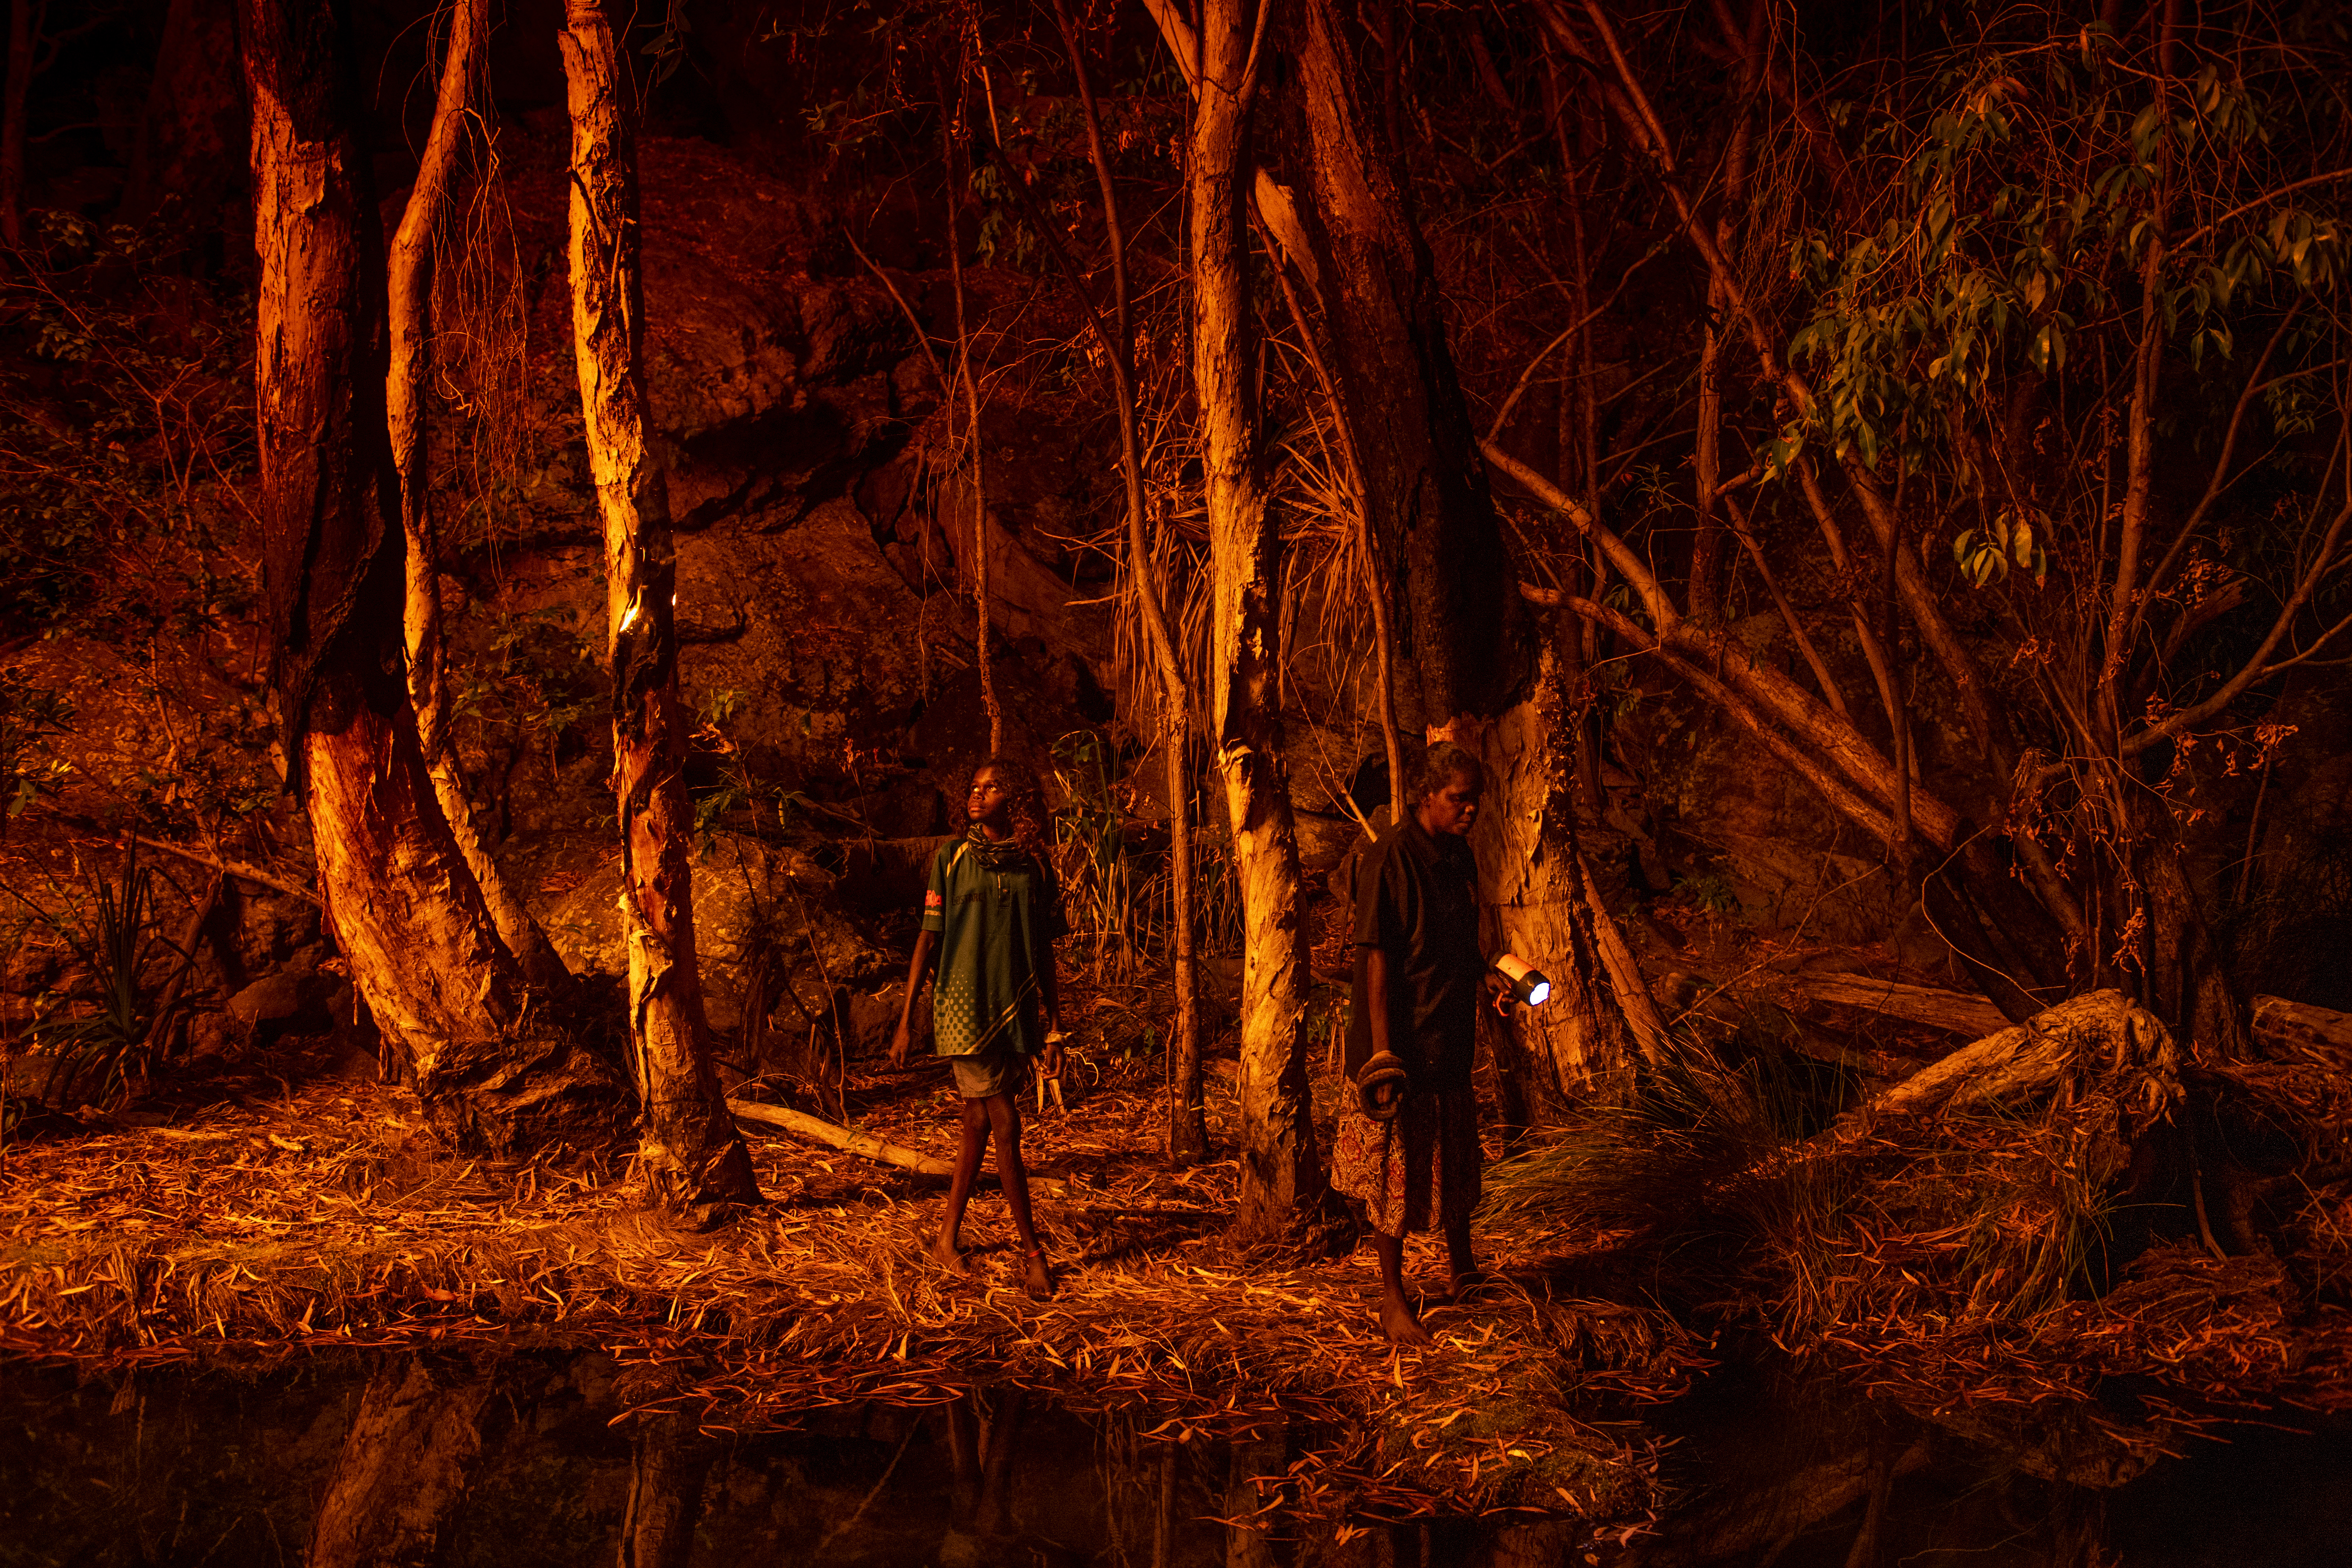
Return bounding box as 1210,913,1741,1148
1862,989,2180,1120
1173,0,1328,1241
558,0,758,1215
305,671,622,1151
1477,641,1659,1117
1285,0,1517,730
245,0,621,1154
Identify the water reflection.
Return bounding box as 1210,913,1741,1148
2,1352,2347,1566
2,1352,1247,1568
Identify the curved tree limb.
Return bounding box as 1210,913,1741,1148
387,0,567,990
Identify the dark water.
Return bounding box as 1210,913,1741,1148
2,1351,2348,1567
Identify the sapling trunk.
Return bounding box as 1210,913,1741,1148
940,87,1001,755
386,0,568,990
1048,0,1209,1162
558,0,758,1215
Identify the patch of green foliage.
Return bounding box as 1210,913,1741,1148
5,843,175,1110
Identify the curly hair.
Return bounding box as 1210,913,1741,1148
969,754,1050,853
1410,742,1485,803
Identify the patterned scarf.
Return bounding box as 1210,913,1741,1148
965,825,1037,873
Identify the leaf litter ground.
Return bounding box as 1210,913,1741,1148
0,997,1692,1527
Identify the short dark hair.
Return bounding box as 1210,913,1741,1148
1411,743,1484,802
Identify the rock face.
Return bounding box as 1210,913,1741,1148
671,498,942,799
441,129,1130,833
538,830,895,1052
224,973,313,1030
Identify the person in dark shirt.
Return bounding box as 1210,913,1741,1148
889,756,1066,1299
1332,743,1500,1344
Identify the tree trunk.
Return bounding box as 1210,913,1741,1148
307,1358,494,1568
558,0,759,1217
1859,988,2178,1120
940,95,1002,757
1477,635,1660,1119
1285,0,1518,732
1177,0,1328,1244
387,0,569,991
245,0,621,1155
305,674,624,1149
2125,783,2253,1059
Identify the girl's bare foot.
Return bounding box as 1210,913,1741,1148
1378,1294,1434,1346
1022,1248,1054,1300
931,1236,972,1276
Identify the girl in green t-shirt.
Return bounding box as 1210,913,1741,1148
889,755,1065,1298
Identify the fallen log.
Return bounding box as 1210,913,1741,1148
727,1098,1072,1199
1779,972,2344,1066
2252,994,2352,1070
728,1097,950,1172
1780,972,2012,1038
1860,989,2177,1120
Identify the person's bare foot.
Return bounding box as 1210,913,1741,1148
930,1236,972,1276
1378,1293,1434,1346
1022,1249,1054,1300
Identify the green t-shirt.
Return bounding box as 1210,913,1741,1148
921,834,1064,1058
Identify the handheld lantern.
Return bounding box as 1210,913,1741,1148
1494,953,1552,1008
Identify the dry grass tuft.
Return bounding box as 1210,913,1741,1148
1481,1029,2352,1486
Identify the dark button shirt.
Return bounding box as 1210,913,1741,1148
921,836,1064,1058
1345,817,1484,1092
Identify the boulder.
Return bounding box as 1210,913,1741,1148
218,887,327,986
183,1010,245,1061
224,972,329,1042
670,498,934,784
1294,809,1365,877
539,830,893,1036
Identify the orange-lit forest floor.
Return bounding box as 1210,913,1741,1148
0,995,1693,1525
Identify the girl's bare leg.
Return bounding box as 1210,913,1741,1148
934,1096,990,1273
984,1094,1053,1298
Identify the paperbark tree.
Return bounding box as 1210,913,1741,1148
1277,0,1662,1111
1475,632,1667,1124
1148,0,1330,1239
1279,1,1666,1116
1150,0,1659,1123
387,0,569,991
243,0,622,1154
558,0,760,1216
1280,0,1519,733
